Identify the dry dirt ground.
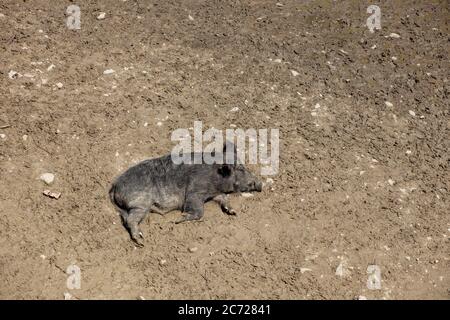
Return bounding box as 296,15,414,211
0,0,449,300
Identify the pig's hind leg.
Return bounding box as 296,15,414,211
175,195,204,224
213,194,237,216
149,203,169,215
125,208,148,246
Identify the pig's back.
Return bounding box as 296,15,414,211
112,155,185,204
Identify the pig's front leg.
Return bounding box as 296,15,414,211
175,195,205,224
213,194,237,216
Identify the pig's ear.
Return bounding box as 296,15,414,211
218,164,233,177
223,140,238,164
223,140,237,155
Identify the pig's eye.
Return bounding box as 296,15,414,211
218,164,232,177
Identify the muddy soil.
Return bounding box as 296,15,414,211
0,0,448,299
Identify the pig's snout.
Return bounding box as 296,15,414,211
232,165,263,193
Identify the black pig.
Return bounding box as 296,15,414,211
109,143,262,246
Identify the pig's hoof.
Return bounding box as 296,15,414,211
222,206,237,216
131,232,145,247
132,238,144,247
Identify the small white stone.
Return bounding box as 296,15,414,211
0,134,6,139
273,58,282,63
143,122,148,127
103,69,115,75
8,70,21,79
408,110,416,117
188,15,194,21
357,295,367,300
97,12,106,20
56,82,63,88
385,101,393,107
230,107,239,112
64,292,72,300
47,64,55,71
40,254,46,259
388,179,395,186
159,259,167,266
22,135,28,141
188,247,198,253
40,173,55,185
391,56,397,61
406,150,412,155
300,268,312,274
156,121,163,126
241,192,254,198
290,70,299,77
388,33,401,39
